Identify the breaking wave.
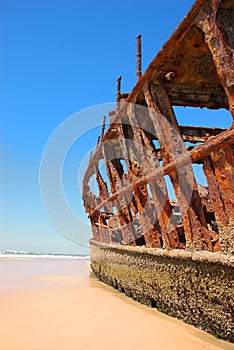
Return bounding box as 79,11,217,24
0,250,89,260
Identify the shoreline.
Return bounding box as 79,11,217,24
0,258,233,350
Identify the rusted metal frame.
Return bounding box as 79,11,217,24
120,104,164,246
144,85,194,250
203,156,228,227
203,143,234,255
124,1,207,107
88,128,234,219
95,115,107,147
128,103,176,249
109,103,150,245
83,149,109,242
149,125,226,144
82,120,121,189
210,144,234,221
124,104,152,246
104,121,137,245
136,34,142,81
143,133,187,249
82,145,103,186
102,135,134,243
95,165,111,243
116,77,122,110
101,143,125,244
180,125,227,144
89,150,93,162
101,116,106,139
82,181,100,241
138,134,166,248
182,135,215,144
149,84,181,135
110,157,139,221
90,187,103,242
191,128,234,161
196,2,234,119
117,111,147,245
89,193,101,241
144,84,213,251
95,167,109,200
82,2,234,252
140,128,178,248
126,103,168,248
151,85,214,251
203,156,226,253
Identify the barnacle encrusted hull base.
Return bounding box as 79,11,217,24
90,239,234,342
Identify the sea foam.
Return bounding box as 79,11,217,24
0,250,89,260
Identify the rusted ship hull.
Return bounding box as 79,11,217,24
90,240,233,341
82,0,234,341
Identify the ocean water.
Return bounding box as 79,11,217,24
0,250,89,259
0,251,91,293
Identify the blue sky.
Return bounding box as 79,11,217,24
1,0,232,255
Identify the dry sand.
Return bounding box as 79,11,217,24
0,258,233,350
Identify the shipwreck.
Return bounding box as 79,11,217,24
82,0,234,342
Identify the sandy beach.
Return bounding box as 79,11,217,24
0,258,233,350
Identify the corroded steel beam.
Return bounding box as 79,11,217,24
144,84,212,251
87,128,234,219
136,34,142,81
203,143,234,254
95,166,111,243
125,1,231,111
101,115,106,139
180,125,227,143
116,76,122,105
126,103,172,249
102,143,133,245
196,1,234,118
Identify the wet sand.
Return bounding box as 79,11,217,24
0,258,233,350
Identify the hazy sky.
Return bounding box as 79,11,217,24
1,0,232,254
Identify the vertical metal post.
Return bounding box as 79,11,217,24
101,116,106,139
116,76,122,110
136,34,142,81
